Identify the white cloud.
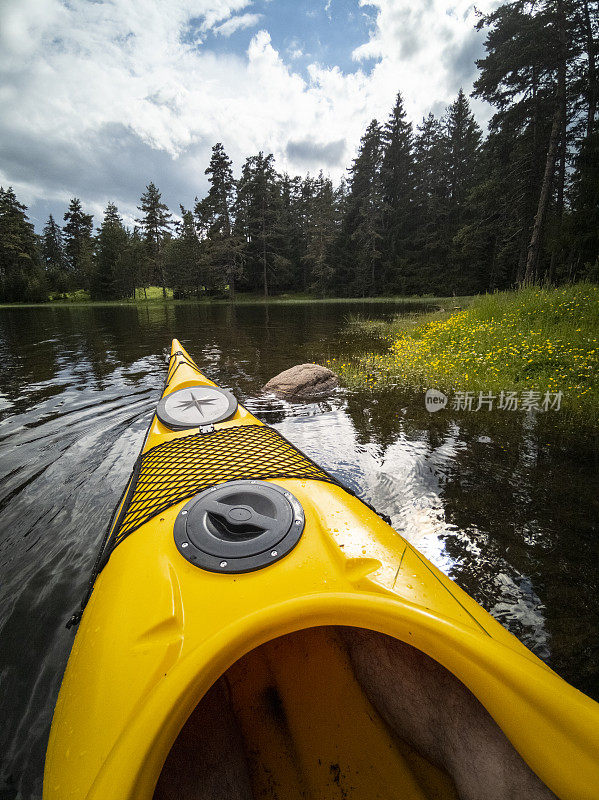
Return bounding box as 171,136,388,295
0,0,497,224
352,0,499,125
287,38,305,60
213,12,262,37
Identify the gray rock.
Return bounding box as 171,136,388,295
263,363,340,399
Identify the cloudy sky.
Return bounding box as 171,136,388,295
0,0,497,230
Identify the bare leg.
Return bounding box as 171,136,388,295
153,677,253,800
340,627,557,800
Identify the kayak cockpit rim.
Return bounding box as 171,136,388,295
82,593,589,800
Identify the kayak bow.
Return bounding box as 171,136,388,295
44,340,599,800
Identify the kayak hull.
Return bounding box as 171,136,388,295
44,340,599,800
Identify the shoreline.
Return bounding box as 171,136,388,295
333,284,599,427
0,293,464,310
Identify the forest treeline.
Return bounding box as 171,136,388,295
0,0,597,303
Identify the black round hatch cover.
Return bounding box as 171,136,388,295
157,385,238,430
174,480,305,573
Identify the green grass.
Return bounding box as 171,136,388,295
0,290,457,309
134,286,174,301
47,289,92,302
331,284,599,425
45,286,174,304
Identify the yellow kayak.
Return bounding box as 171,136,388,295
44,339,599,800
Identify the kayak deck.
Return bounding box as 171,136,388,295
106,423,337,554
43,339,599,800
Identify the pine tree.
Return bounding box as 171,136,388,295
165,206,203,298
42,215,65,271
443,90,484,291
451,137,507,293
195,144,241,297
136,182,172,297
297,176,316,290
326,178,349,294
304,171,337,295
275,173,304,291
117,228,148,299
0,187,46,302
42,214,69,296
560,0,598,281
523,0,567,283
579,0,597,142
234,152,283,297
569,129,599,279
380,93,415,286
474,0,582,283
412,113,450,291
474,3,550,283
63,198,94,290
343,120,385,296
93,202,128,299
445,89,482,221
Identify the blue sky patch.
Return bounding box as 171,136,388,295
192,0,380,76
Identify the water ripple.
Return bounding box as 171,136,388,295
0,303,597,799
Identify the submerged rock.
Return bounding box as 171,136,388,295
263,363,339,399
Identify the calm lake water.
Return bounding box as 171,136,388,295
0,301,598,799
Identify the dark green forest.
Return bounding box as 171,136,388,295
1,0,597,303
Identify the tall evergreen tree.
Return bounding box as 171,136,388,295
275,173,305,291
523,0,568,283
569,129,599,279
474,0,583,283
63,198,94,290
195,144,241,297
165,206,203,297
578,0,597,141
92,202,128,299
474,3,552,283
234,152,283,297
136,182,172,297
451,137,508,292
42,214,69,295
0,187,46,302
304,171,337,295
445,89,482,218
380,93,415,287
117,227,148,299
562,0,598,280
444,89,484,291
42,215,65,271
343,119,385,296
412,113,450,291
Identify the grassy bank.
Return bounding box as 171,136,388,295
0,288,455,309
44,286,175,304
332,284,599,424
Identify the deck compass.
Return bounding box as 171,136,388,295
156,385,238,430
